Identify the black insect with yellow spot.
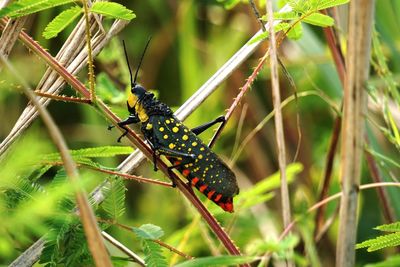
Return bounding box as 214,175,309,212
110,40,239,212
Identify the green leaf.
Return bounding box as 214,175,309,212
273,11,298,20
303,13,334,27
90,2,135,20
43,6,82,39
286,22,303,40
96,73,126,104
375,222,400,232
132,224,164,240
248,31,269,44
43,146,134,161
174,255,258,267
101,178,126,220
314,0,350,10
142,239,167,267
233,163,302,211
0,0,76,19
356,232,400,251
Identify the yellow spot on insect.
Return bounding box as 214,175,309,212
182,135,188,141
172,127,179,133
159,127,164,132
192,142,198,147
181,143,186,147
200,147,205,151
146,123,153,130
198,154,203,159
163,134,168,139
184,129,188,132
169,143,176,149
188,148,192,152
166,119,170,124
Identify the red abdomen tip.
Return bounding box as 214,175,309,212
219,201,234,213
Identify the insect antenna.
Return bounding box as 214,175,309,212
122,40,134,87
133,37,152,87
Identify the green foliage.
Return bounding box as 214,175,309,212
41,146,133,168
175,255,258,267
100,178,126,220
0,0,75,18
235,163,302,211
141,240,168,267
249,0,348,43
356,222,400,252
39,172,127,266
132,224,167,267
370,32,400,151
0,0,135,40
90,2,136,20
96,73,127,104
132,224,165,240
43,6,82,39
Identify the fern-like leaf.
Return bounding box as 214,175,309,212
356,232,400,252
42,146,133,161
132,224,167,267
141,240,168,267
43,6,82,39
90,2,135,20
375,221,400,232
132,224,164,240
100,178,126,220
0,0,76,19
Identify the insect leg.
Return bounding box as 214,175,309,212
108,115,140,142
156,147,196,187
191,115,225,135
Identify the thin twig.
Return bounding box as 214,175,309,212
86,165,173,188
109,220,194,260
101,231,145,266
82,0,96,103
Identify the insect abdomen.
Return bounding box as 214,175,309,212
149,115,239,212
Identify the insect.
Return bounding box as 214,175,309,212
110,40,239,212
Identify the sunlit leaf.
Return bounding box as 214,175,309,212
302,13,334,27
43,6,82,39
0,0,76,19
132,224,164,240
90,2,135,20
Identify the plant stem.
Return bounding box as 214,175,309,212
82,0,96,103
336,1,374,266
